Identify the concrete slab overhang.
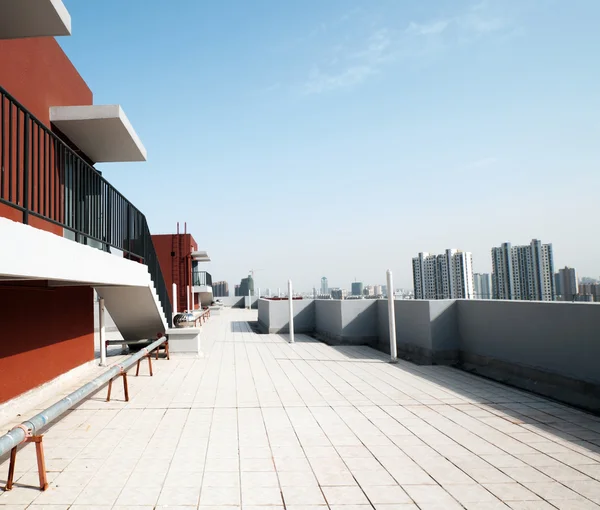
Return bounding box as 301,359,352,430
49,105,147,163
192,251,211,262
0,0,71,39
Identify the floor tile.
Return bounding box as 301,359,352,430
322,486,370,505
282,485,327,505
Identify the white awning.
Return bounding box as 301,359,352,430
192,251,211,262
0,0,71,39
49,105,147,163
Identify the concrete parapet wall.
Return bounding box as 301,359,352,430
257,299,315,334
456,299,600,412
257,295,600,412
217,296,258,308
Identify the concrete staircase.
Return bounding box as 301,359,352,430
0,218,169,341
96,279,168,341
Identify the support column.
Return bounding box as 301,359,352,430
99,298,106,367
288,279,294,344
386,269,397,363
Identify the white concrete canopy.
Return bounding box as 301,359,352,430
191,250,211,262
49,105,147,163
0,0,71,39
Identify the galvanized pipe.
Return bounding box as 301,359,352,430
0,335,166,458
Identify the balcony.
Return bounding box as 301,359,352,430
0,85,172,325
192,270,212,288
0,0,71,39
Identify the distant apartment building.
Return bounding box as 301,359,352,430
579,283,600,302
555,267,578,301
351,282,364,296
364,285,375,297
320,277,329,295
238,275,254,297
373,284,383,296
330,288,346,299
473,273,492,299
213,281,229,298
234,285,241,296
412,250,474,300
492,239,555,301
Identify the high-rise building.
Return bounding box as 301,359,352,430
491,243,514,300
491,239,555,301
555,267,578,301
473,273,492,299
234,285,241,297
213,281,229,298
330,288,344,299
238,275,254,297
412,249,474,300
364,285,375,297
373,285,383,296
351,282,364,296
579,283,600,302
320,277,328,295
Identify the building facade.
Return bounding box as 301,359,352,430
320,277,328,295
492,239,555,301
412,250,474,300
238,275,254,297
555,267,578,301
473,273,492,299
0,5,172,403
213,281,229,298
351,282,364,296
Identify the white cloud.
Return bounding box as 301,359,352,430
406,20,451,36
301,2,514,95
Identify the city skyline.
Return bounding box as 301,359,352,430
59,1,600,292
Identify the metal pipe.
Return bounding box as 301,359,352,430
288,279,294,343
0,335,166,458
386,269,397,363
98,297,106,367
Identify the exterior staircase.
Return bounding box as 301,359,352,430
0,218,168,340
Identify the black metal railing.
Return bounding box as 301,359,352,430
192,270,213,288
0,85,172,327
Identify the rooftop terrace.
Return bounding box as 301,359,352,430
1,308,600,509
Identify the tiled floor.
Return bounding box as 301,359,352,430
1,308,600,509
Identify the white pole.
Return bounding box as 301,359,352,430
288,279,295,343
278,287,281,298
186,285,190,311
386,269,397,363
99,298,106,367
248,290,251,309
257,287,261,298
172,283,178,317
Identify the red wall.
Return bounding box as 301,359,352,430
0,37,93,235
0,284,94,404
151,234,198,313
0,37,92,124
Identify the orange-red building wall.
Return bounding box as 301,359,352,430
152,234,198,312
0,38,97,404
0,285,95,404
0,37,93,235
0,37,92,124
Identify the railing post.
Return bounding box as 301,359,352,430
186,285,190,311
99,297,106,367
288,279,294,344
172,283,177,316
23,113,29,224
386,269,397,363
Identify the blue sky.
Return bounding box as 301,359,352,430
61,0,600,292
